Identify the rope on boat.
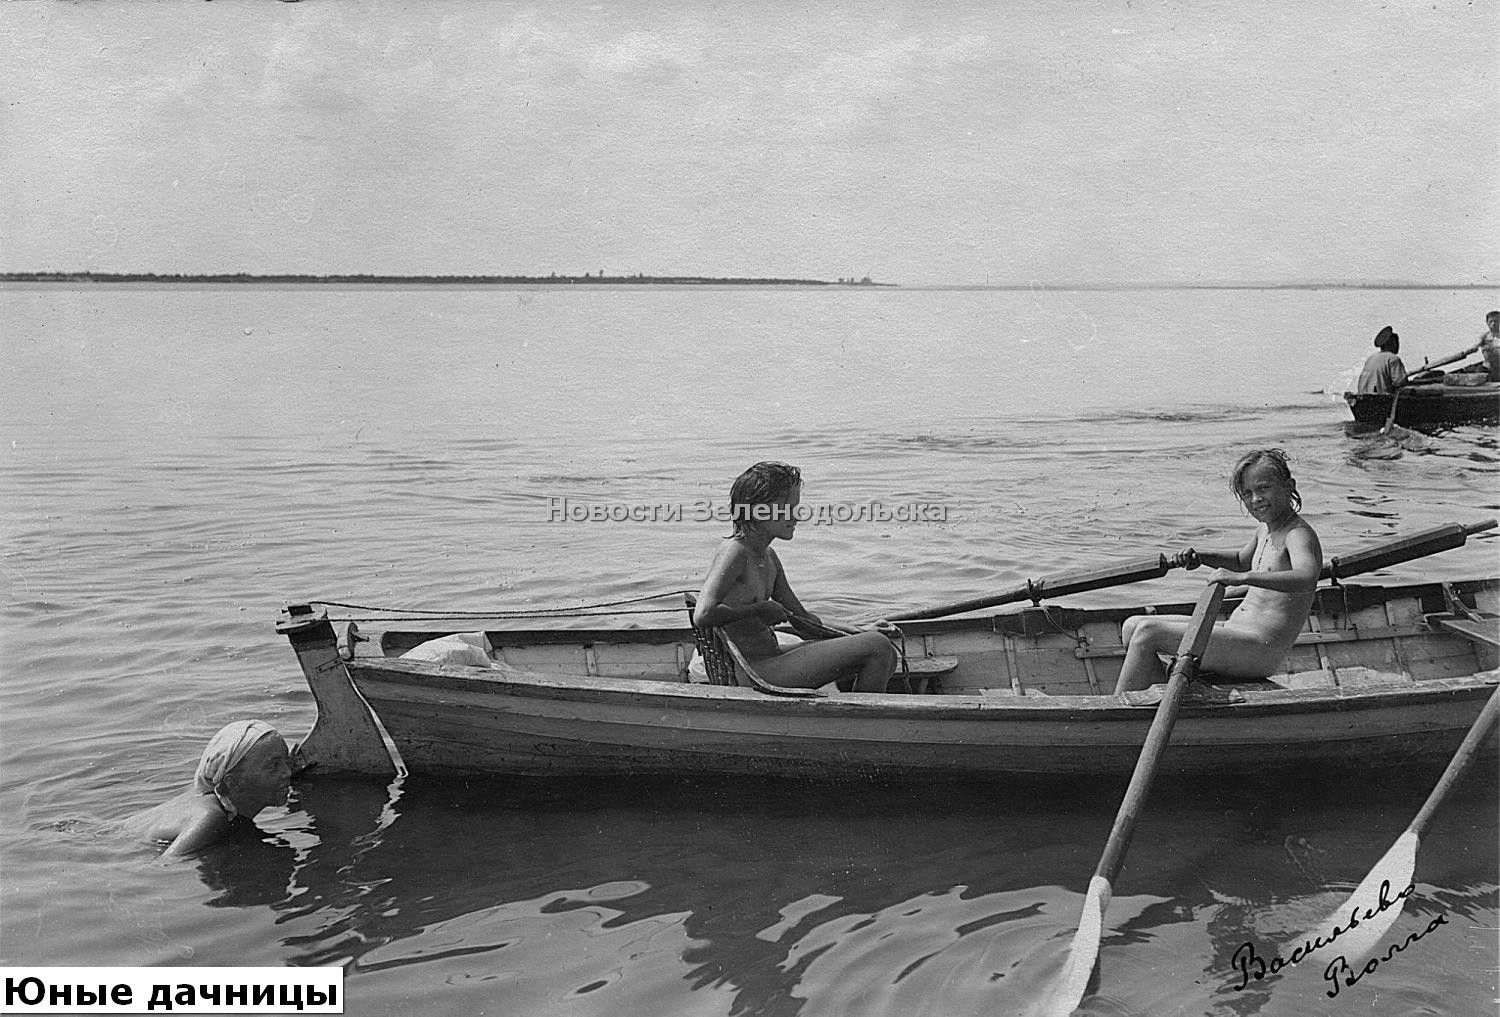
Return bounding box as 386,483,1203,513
314,589,700,621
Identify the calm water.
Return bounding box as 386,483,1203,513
1,284,1496,1016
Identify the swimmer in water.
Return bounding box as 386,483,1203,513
121,720,292,858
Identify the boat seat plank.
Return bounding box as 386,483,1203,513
1264,667,1414,690
1076,623,1447,660
1428,613,1500,649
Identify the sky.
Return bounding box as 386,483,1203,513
2,1,1495,286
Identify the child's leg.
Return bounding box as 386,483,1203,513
1197,624,1289,679
1113,615,1193,693
750,631,897,692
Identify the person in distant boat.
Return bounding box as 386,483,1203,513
1453,311,1500,382
121,720,292,858
1354,326,1407,394
693,461,898,692
1114,449,1322,693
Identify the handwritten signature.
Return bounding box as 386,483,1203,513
1229,879,1448,998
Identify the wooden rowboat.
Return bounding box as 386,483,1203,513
1345,379,1500,426
278,577,1499,782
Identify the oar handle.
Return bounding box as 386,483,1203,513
1094,582,1226,883
1411,685,1500,837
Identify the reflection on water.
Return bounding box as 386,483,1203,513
101,770,1487,1017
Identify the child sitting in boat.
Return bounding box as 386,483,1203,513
693,461,898,692
1113,449,1323,693
121,720,293,858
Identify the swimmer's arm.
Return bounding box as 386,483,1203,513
1208,527,1322,593
694,545,788,627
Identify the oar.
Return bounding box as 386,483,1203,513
1319,519,1496,580
1285,684,1499,974
1039,581,1227,1017
1398,346,1480,393
891,519,1497,624
1033,519,1495,1012
890,555,1178,622
1415,346,1482,374
1379,383,1403,436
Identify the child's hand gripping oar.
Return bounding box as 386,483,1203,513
1037,580,1227,1017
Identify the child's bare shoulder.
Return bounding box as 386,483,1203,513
711,537,751,568
1289,515,1321,541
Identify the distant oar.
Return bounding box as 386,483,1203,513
1381,346,1481,434
1379,384,1403,436
1415,346,1482,374
1038,581,1226,1017
1283,684,1499,976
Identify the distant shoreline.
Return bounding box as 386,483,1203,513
1,273,1492,291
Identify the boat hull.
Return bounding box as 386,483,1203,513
283,579,1500,782
350,660,1494,780
1345,383,1500,426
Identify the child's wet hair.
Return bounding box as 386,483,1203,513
1230,448,1301,510
729,461,801,537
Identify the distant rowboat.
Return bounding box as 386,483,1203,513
1345,378,1500,427
278,577,1499,782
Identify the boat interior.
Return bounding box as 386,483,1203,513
337,579,1500,699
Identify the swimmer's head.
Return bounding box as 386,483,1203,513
1231,448,1302,513
1373,325,1399,354
729,461,802,539
194,720,292,819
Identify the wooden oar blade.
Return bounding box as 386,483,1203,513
1283,832,1418,974
1037,874,1111,1017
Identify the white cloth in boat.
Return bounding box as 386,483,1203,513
401,632,495,668
399,630,812,682
688,630,804,683
193,719,279,819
